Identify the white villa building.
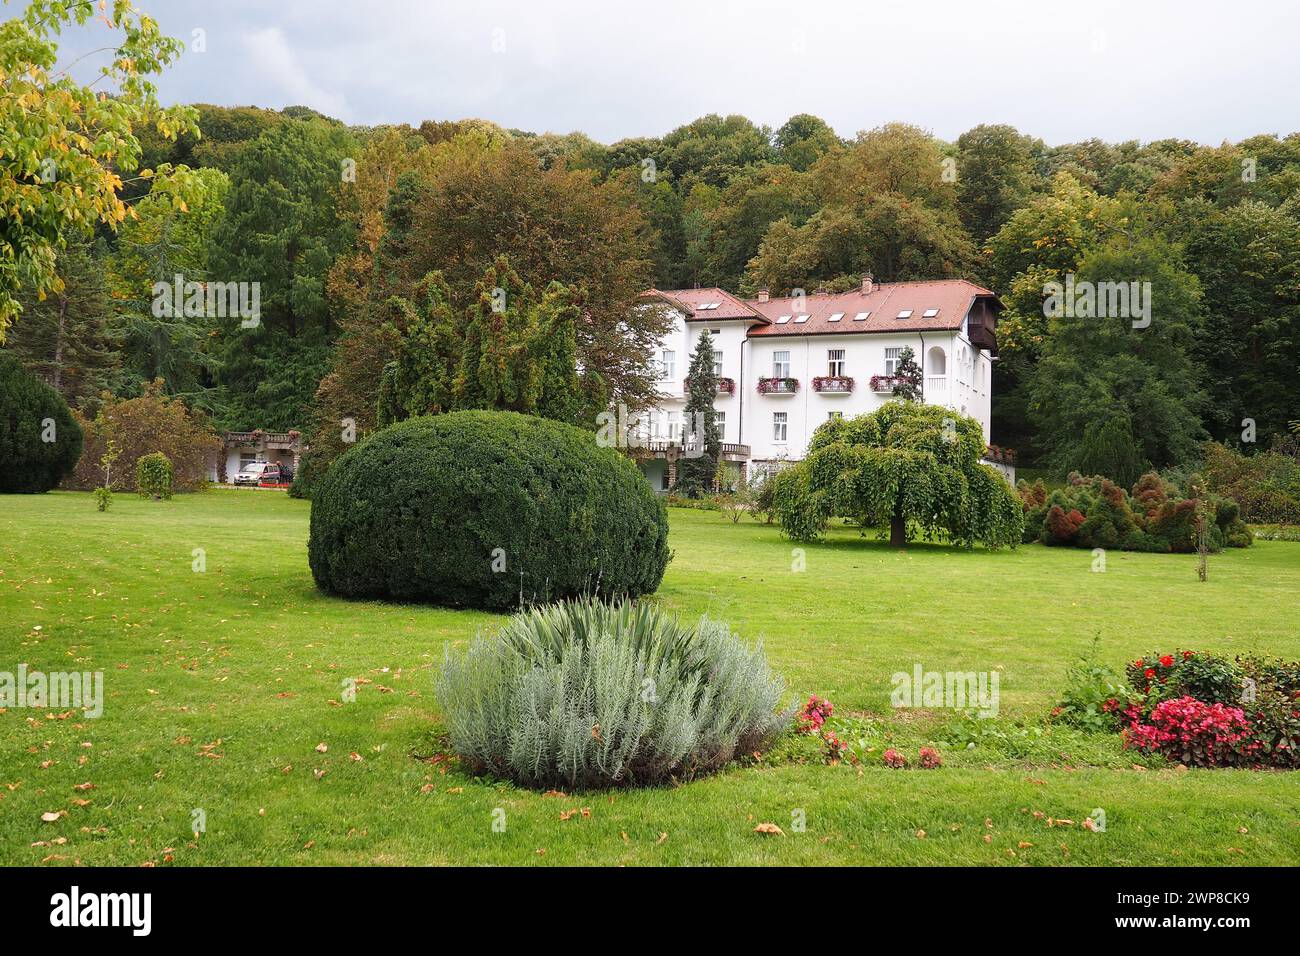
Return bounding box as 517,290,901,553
632,275,1012,490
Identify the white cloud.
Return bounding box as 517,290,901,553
242,26,351,122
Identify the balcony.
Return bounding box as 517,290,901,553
631,439,751,461
984,444,1016,465
757,377,799,395
812,375,854,394
683,377,736,396
869,374,902,394
924,375,948,401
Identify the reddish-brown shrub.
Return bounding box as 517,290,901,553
66,381,221,492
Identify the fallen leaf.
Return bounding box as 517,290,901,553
754,822,784,836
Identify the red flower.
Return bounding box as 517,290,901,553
1182,650,1194,660
1144,668,1156,679
1159,655,1175,667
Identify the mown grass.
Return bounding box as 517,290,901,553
1,490,1298,866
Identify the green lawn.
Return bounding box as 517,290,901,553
2,490,1298,866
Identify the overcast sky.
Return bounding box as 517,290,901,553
47,0,1300,145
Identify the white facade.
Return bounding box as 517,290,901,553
637,280,1003,480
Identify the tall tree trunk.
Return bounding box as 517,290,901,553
890,510,907,547
52,293,68,392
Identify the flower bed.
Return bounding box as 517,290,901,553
1053,647,1300,769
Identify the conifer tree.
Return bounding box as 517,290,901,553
676,330,721,497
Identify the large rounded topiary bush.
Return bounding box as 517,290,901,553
0,353,83,493
308,411,669,609
436,599,790,789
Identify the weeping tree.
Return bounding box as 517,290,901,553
773,401,1023,548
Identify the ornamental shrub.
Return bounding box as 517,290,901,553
1017,470,1251,552
308,411,669,610
65,382,219,492
0,352,83,493
135,452,174,500
434,599,791,789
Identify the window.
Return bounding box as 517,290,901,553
828,312,844,322
828,411,843,421
884,347,902,376
772,350,790,378
696,301,719,310
660,350,675,379
667,410,680,440
713,352,723,377
708,328,721,335
922,308,939,318
827,349,845,377
853,311,870,321
715,411,725,441
776,314,792,324
896,310,913,319
773,412,787,442
794,314,810,324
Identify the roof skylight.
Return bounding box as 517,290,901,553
896,310,913,319
794,314,810,324
853,312,869,321
776,315,791,324
828,312,844,322
922,308,939,318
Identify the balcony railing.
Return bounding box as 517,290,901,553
984,444,1017,465
633,439,751,459
812,375,854,394
924,375,948,400
869,375,901,394
757,377,799,395
224,430,302,446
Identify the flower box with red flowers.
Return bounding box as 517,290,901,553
757,376,799,395
868,374,902,394
812,375,854,394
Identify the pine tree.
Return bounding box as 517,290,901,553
676,331,721,497
10,243,120,409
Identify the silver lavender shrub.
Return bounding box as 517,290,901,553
434,599,791,789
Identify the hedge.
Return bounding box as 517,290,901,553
308,410,670,610
0,352,82,493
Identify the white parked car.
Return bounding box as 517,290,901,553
232,461,272,486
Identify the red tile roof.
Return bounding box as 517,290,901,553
746,280,999,337
644,287,770,323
